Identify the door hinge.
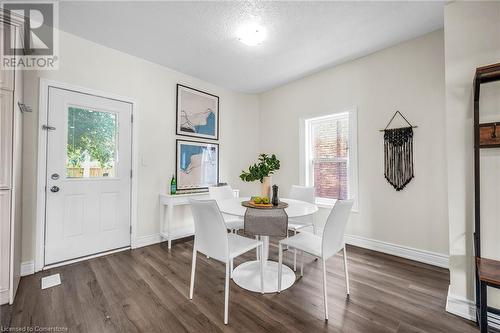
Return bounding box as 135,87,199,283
42,125,56,131
130,170,132,178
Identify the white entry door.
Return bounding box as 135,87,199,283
44,87,132,265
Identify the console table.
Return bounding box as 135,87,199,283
159,190,239,250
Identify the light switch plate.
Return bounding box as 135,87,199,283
41,273,61,290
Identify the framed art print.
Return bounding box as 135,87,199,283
176,84,219,140
176,139,219,191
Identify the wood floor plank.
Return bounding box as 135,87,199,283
1,241,478,333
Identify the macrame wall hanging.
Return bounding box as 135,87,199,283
380,111,417,191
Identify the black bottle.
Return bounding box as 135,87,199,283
272,185,279,206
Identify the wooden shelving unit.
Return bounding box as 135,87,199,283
473,62,500,333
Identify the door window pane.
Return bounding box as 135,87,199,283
66,106,117,178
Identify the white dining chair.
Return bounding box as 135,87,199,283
209,185,244,234
287,185,316,271
189,199,264,325
278,199,353,321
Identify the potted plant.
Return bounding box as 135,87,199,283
240,154,280,198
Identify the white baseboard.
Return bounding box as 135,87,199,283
446,290,476,320
20,260,34,276
446,289,500,328
344,234,449,269
0,288,8,305
20,235,165,275
133,233,449,268
20,234,448,276
132,233,163,249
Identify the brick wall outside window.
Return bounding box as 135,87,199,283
309,114,349,200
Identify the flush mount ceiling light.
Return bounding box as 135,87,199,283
236,24,266,46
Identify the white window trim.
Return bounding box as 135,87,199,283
299,108,359,211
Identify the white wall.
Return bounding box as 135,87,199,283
259,30,449,256
21,30,261,263
444,1,500,313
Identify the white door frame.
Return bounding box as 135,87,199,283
35,79,139,272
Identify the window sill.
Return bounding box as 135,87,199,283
314,200,359,213
316,202,336,209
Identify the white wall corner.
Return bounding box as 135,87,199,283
20,261,35,276
132,233,163,249
345,234,449,269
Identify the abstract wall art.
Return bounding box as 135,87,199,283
176,84,219,140
176,139,219,191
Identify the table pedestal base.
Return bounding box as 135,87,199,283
232,260,295,293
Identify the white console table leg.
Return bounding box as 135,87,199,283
159,202,165,235
167,203,174,250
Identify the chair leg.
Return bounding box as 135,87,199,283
189,247,196,300
224,262,230,325
300,250,304,277
293,229,297,271
343,247,350,296
278,243,283,293
230,258,234,279
322,259,328,321
286,229,290,250
260,245,264,294
256,235,260,260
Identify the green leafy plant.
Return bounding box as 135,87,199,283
240,154,280,183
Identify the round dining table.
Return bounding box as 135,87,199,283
218,197,318,293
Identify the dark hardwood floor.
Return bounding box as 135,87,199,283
1,239,478,333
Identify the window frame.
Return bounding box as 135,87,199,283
299,108,358,211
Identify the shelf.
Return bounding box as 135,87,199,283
477,257,500,286
474,63,500,331
475,63,500,84
478,123,500,148
479,144,500,149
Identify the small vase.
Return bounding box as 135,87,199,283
261,176,271,198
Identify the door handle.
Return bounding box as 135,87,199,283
50,186,60,193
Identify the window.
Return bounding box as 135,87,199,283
301,110,358,208
66,106,118,178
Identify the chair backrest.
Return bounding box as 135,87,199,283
189,199,229,262
289,185,315,203
289,185,315,225
209,185,235,201
321,199,353,259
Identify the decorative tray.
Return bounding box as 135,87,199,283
241,200,289,209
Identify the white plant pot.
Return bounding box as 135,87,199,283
260,176,271,198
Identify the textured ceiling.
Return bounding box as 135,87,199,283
59,1,444,93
